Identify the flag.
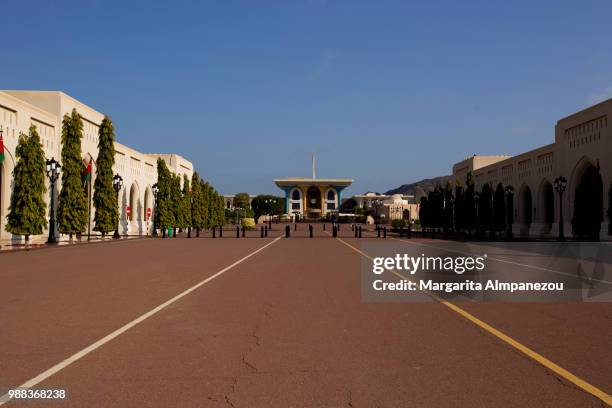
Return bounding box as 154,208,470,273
82,158,92,185
0,131,4,164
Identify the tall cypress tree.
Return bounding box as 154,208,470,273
57,109,88,237
191,173,205,236
454,180,464,233
171,174,183,236
465,172,476,234
156,158,174,237
182,174,192,237
6,126,47,243
479,183,493,234
93,116,117,236
217,193,226,226
201,180,211,229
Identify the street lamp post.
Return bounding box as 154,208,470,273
554,176,567,242
46,158,61,244
504,185,514,239
152,183,159,236
265,199,276,229
113,174,123,239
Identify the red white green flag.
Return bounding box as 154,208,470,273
0,130,4,163
82,158,92,185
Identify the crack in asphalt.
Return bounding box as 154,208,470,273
241,304,272,373
224,376,238,408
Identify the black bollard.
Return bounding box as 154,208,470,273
337,223,340,231
383,227,387,239
285,225,290,238
265,225,268,237
333,225,337,238
377,228,381,238
323,223,326,231
351,224,354,231
358,226,362,238
309,224,313,238
219,226,223,238
408,224,412,239
212,226,216,238
242,226,246,237
269,219,272,230
354,226,358,237
236,226,240,238
400,226,403,238
294,223,297,231
261,226,264,238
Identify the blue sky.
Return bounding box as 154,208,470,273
3,0,612,195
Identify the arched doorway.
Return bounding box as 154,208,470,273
518,184,532,237
325,188,337,211
307,187,321,219
129,183,142,235
290,188,303,217
571,163,603,240
538,180,554,233
144,186,153,234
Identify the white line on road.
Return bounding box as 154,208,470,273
0,235,283,406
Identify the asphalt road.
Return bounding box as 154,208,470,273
0,224,610,407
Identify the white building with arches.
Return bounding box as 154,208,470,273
0,90,193,242
452,98,611,239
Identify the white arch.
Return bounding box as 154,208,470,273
289,188,303,214
325,187,338,211
128,181,143,235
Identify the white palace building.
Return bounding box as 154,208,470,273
0,91,193,242
452,98,611,239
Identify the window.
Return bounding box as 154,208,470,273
327,190,335,201
292,190,300,200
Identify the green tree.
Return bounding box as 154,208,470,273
57,109,88,237
201,180,211,229
493,183,506,237
217,193,226,226
93,116,117,236
251,195,284,221
182,174,192,237
190,172,206,237
443,181,453,232
155,158,174,237
454,179,464,232
170,174,183,236
233,192,250,209
419,196,429,233
6,126,47,243
465,172,476,234
478,183,493,235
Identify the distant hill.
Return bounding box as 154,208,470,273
385,175,453,199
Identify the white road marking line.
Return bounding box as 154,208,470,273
0,236,283,406
389,237,612,285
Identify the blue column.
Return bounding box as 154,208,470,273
335,186,346,211
284,188,290,213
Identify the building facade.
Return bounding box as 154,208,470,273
452,98,611,239
274,178,353,219
0,91,193,241
352,192,419,223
